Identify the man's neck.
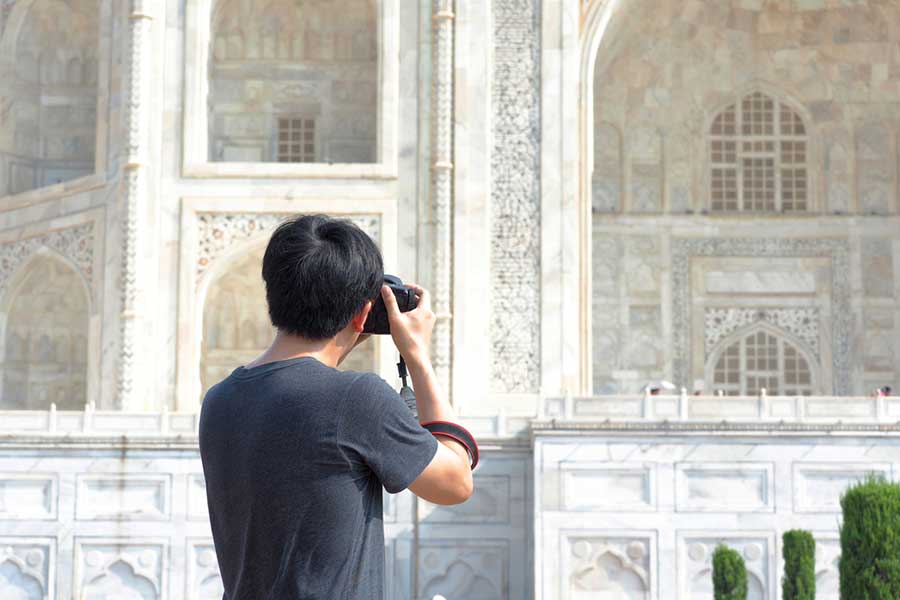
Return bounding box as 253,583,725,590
247,330,352,369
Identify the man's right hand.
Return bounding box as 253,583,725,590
381,283,435,365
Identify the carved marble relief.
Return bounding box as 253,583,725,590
861,238,894,299
418,540,507,600
1,254,89,410
568,537,650,599
666,130,693,213
0,542,51,600
814,537,840,600
0,0,99,196
856,122,894,215
76,542,163,600
681,537,769,600
188,541,224,600
705,308,820,359
628,127,662,213
0,223,94,297
490,0,542,393
208,0,378,163
196,212,379,281
672,238,851,394
592,122,622,213
824,132,852,213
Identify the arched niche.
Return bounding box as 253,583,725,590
705,322,819,397
207,0,378,164
0,0,99,197
200,242,376,400
0,251,90,410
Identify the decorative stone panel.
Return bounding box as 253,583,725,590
0,222,94,296
490,0,542,393
861,237,894,299
566,535,652,599
792,463,892,513
418,539,508,600
74,540,165,600
186,539,224,600
75,474,171,521
856,122,894,215
705,307,819,358
675,462,774,513
196,212,380,281
672,238,851,394
679,535,771,600
0,538,54,599
0,475,57,520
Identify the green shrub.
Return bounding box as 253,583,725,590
840,476,900,599
782,529,815,600
713,545,747,600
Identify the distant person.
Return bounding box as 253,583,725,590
884,386,893,397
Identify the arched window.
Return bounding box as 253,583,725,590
708,326,815,396
208,0,378,164
709,91,808,213
1,255,89,410
0,0,99,196
200,245,375,399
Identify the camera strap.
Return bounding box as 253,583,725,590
396,355,479,469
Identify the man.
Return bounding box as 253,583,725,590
199,215,473,599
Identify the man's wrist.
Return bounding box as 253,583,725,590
402,350,431,370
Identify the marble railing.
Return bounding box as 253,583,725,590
538,392,900,426
2,392,898,442
0,403,535,441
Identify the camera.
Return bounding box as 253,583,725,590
363,274,417,335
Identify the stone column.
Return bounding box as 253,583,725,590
431,0,455,397
117,0,153,409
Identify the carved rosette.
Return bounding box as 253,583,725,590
705,307,820,358
490,0,542,393
195,213,381,283
0,223,94,297
672,238,851,394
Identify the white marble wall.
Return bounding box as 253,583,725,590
534,427,900,600
0,409,531,600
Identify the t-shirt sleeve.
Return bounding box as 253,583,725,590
338,373,438,493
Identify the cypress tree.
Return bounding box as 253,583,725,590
840,476,900,599
782,529,815,600
713,545,748,600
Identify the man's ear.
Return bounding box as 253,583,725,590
350,300,373,333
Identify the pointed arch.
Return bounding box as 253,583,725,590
0,249,90,410
708,87,810,213
0,0,99,197
705,321,819,396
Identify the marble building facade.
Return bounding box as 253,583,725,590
0,0,899,598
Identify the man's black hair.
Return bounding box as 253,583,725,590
262,214,383,339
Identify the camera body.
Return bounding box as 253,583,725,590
363,274,417,334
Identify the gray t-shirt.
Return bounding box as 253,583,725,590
199,356,438,600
